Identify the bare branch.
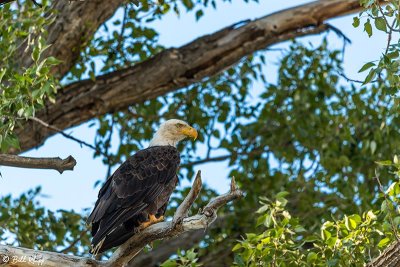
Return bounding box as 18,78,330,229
182,155,232,168
203,176,242,217
0,173,242,267
172,170,202,226
0,154,76,173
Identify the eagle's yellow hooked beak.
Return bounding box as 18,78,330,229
180,125,198,140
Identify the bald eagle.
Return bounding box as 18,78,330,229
87,119,198,254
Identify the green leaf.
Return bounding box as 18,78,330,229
352,17,360,28
375,160,392,166
374,17,387,32
195,9,204,21
358,62,375,73
232,243,242,252
160,259,177,267
363,68,377,84
364,19,373,37
377,237,390,248
307,252,318,263
46,57,63,65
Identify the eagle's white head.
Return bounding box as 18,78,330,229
149,119,198,147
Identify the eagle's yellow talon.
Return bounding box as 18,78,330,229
140,215,164,230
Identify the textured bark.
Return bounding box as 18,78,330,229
366,241,400,267
13,0,377,153
0,154,76,173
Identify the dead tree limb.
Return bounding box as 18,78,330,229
0,154,76,173
0,172,243,267
14,0,386,153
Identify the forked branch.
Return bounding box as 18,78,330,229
0,171,243,267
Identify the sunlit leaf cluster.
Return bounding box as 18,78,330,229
0,1,60,151
232,189,397,266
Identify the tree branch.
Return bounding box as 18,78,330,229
0,154,76,173
172,170,202,226
367,241,400,267
14,0,385,153
0,173,243,267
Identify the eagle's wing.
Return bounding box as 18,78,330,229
87,146,180,247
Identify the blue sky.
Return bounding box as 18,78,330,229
0,0,389,213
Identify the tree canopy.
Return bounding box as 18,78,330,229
1,0,400,266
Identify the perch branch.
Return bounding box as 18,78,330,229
0,154,76,173
172,170,202,226
0,173,243,267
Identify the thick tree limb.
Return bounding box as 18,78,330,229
0,173,243,267
14,0,384,153
0,154,76,173
367,241,400,267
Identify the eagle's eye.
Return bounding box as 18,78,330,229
176,123,184,128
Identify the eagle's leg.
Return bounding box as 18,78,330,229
139,214,164,230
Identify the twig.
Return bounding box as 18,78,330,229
172,170,202,226
337,70,378,84
181,155,232,168
0,154,76,173
29,117,110,159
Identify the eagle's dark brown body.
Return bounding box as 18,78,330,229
87,145,180,253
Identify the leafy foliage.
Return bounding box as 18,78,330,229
0,1,60,151
161,249,202,267
232,188,397,266
0,188,91,255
